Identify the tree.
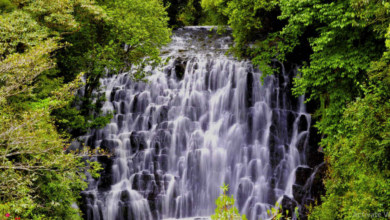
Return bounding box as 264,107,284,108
309,16,390,218
0,39,103,219
54,0,171,137
0,0,133,218
201,0,390,218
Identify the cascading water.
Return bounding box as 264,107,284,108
77,26,313,220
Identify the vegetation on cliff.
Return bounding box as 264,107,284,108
200,0,390,219
0,0,170,218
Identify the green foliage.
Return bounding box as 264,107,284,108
0,0,171,139
0,0,170,218
0,0,15,13
163,0,188,27
177,0,203,26
201,0,285,79
0,39,93,219
266,202,291,220
309,51,390,220
278,1,389,219
295,207,300,220
54,0,171,137
211,183,247,220
270,3,390,218
163,0,205,27
52,102,113,137
0,10,49,56
202,0,390,219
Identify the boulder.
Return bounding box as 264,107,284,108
174,58,187,80
306,118,324,168
97,156,114,191
310,163,326,203
298,114,308,133
281,195,298,219
295,166,312,186
100,139,119,153
293,184,305,202
130,132,148,153
246,72,254,108
157,106,169,124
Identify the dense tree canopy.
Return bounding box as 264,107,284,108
202,0,390,218
54,0,171,137
0,0,170,218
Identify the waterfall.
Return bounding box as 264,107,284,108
78,26,312,220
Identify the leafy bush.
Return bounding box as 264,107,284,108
211,183,247,220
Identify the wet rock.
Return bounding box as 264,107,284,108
293,184,305,202
270,145,285,168
306,121,324,168
160,155,169,172
298,114,308,133
269,177,277,188
281,195,298,219
118,202,134,220
117,90,127,102
160,147,169,155
117,114,125,130
86,134,97,149
79,192,98,219
153,141,161,152
142,173,154,186
100,139,119,153
110,87,121,102
174,58,187,80
178,160,185,178
120,102,126,114
237,179,253,210
287,111,297,138
131,94,139,113
156,121,169,129
120,190,131,202
151,210,160,220
268,133,276,151
165,66,173,77
271,110,280,129
152,130,171,151
97,156,114,191
269,124,278,137
132,174,146,191
296,133,308,152
266,188,277,204
193,63,199,70
130,132,147,153
310,163,326,203
295,166,312,186
199,113,209,131
256,129,266,143
246,72,254,108
247,110,254,135
157,106,169,124
284,143,290,151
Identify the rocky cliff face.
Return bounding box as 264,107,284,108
71,27,325,220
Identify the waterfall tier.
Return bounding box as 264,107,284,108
77,27,316,220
